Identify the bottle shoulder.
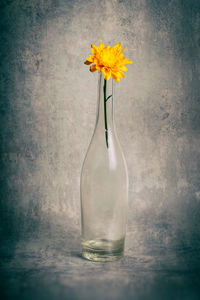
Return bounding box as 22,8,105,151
81,128,128,175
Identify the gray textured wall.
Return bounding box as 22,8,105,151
0,1,200,299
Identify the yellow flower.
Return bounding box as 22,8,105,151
84,42,132,82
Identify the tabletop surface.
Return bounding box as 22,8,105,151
1,220,200,300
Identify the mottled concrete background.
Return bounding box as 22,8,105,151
0,0,200,299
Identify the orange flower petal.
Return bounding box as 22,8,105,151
123,58,133,64
111,73,120,82
91,48,95,55
102,68,111,80
91,44,100,55
84,55,94,63
112,42,121,51
100,42,105,50
90,64,98,72
121,65,128,72
84,60,92,65
119,71,125,78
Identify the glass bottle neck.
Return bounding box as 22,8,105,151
95,72,114,131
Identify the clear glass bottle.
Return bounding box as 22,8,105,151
80,72,129,261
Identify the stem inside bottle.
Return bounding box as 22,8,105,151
103,79,112,148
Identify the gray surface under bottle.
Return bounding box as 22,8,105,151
1,218,200,300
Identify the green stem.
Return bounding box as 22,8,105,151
103,79,109,148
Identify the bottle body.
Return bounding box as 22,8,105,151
80,73,128,261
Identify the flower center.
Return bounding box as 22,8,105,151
100,51,115,68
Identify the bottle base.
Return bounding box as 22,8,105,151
81,238,124,262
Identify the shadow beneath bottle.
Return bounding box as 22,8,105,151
70,251,83,259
